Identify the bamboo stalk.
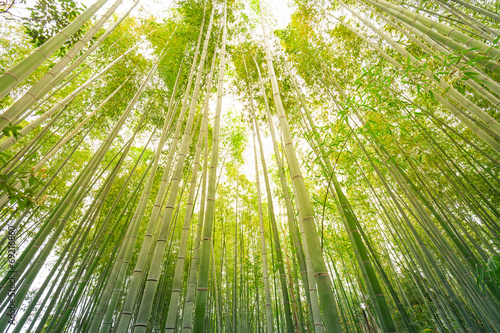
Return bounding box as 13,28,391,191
0,0,110,102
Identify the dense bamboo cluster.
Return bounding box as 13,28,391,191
1,0,500,331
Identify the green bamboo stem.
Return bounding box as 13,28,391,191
6,60,92,131
2,64,155,331
372,2,500,76
91,83,182,333
0,117,96,250
391,83,500,165
10,11,135,129
165,45,216,333
39,149,132,332
282,49,397,332
335,16,500,155
434,0,499,41
0,40,145,153
289,176,324,333
181,101,209,333
211,233,222,333
90,152,161,332
365,0,500,61
54,138,152,327
0,60,157,330
0,0,109,103
243,54,294,333
450,0,500,23
390,127,492,271
395,159,500,313
342,1,500,139
284,251,303,333
0,109,125,307
252,118,274,333
365,186,440,331
352,104,490,279
372,173,460,332
416,121,500,226
252,56,314,330
256,118,295,333
257,1,342,331
422,0,498,42
0,105,69,182
0,0,129,128
356,130,479,332
48,102,152,332
232,173,238,333
131,7,215,332
1,142,123,329
111,16,206,332
4,76,130,176
9,165,133,333
360,0,500,101
192,2,226,331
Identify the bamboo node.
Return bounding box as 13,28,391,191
59,30,69,39
3,72,18,81
36,48,48,59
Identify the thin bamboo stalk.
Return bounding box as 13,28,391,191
192,2,227,331
0,0,110,102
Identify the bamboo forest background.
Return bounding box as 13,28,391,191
0,0,500,331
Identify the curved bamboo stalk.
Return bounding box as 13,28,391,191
250,78,295,333
341,1,500,139
0,58,158,330
0,37,146,153
192,2,227,331
164,45,216,333
450,0,500,23
252,56,315,330
257,1,342,331
0,0,131,129
0,0,110,102
252,117,274,333
332,15,500,156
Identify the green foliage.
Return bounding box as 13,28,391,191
476,238,500,293
0,169,40,209
1,123,21,140
1,0,500,332
22,0,87,51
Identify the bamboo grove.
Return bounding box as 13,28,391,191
0,0,500,331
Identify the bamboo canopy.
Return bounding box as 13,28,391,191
1,0,500,331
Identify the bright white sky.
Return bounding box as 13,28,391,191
8,0,292,29
78,0,293,28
